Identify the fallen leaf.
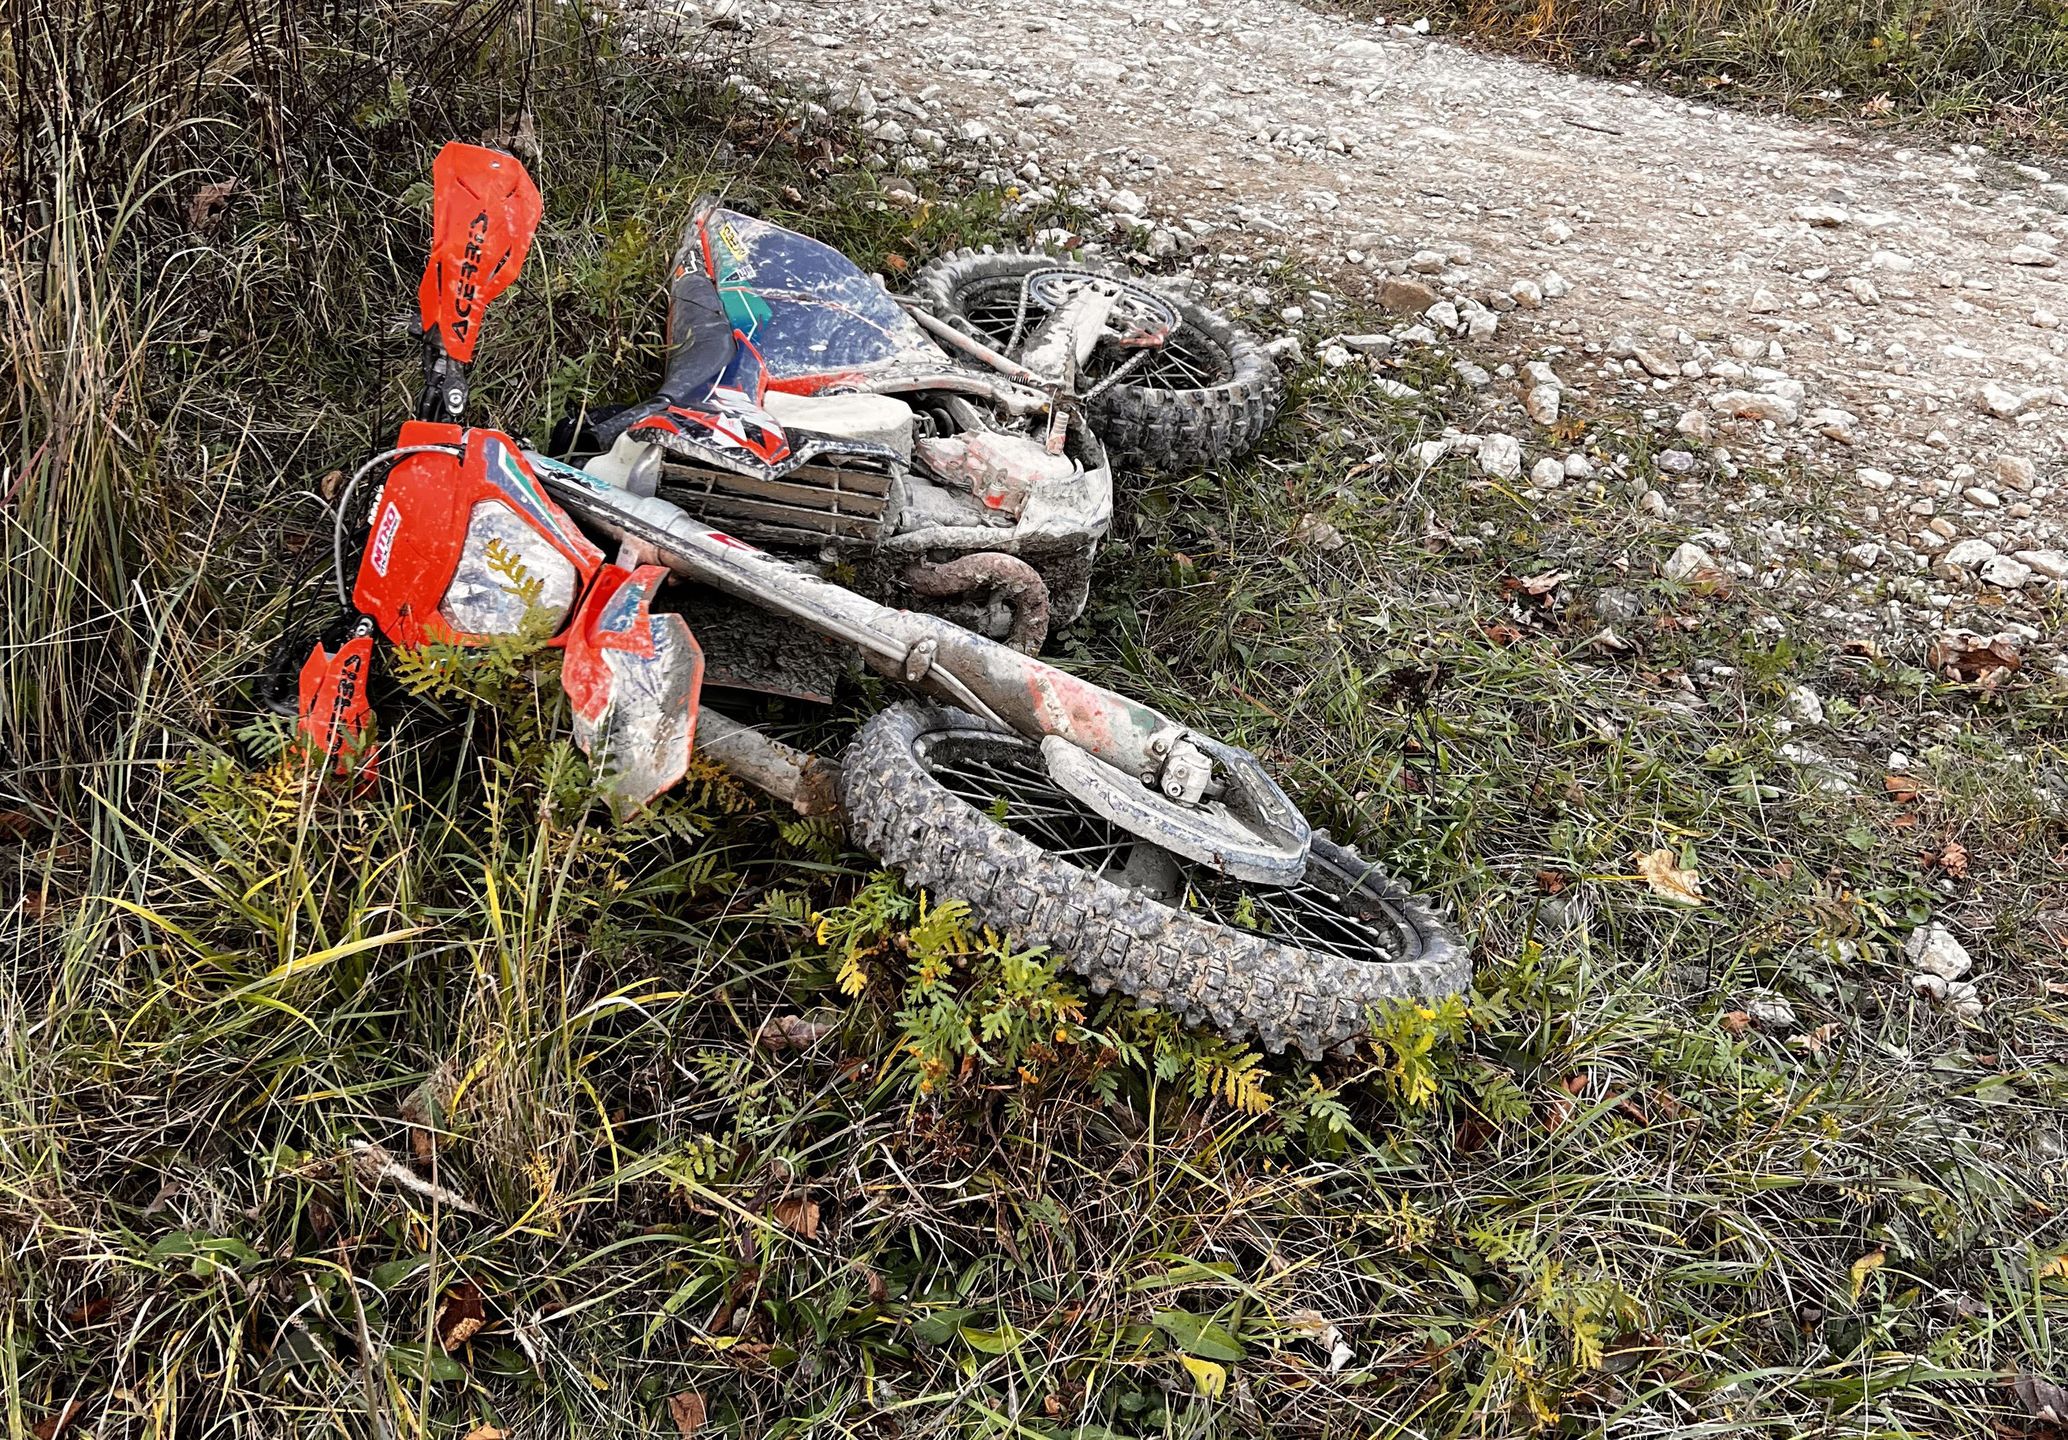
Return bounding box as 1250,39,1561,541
32,1402,83,1440
668,1391,707,1438
771,1196,820,1240
1633,848,1703,905
1883,773,1920,804
1719,1010,1753,1034
317,469,346,502
754,1015,836,1051
1503,570,1569,606
1533,869,1569,895
186,179,238,234
63,1295,114,1326
1612,1092,1650,1125
1481,621,1526,647
1178,1354,1227,1399
437,1281,485,1352
1927,630,2022,686
1932,841,1970,880
2036,1254,2068,1282
1788,1021,1840,1056
2014,1374,2068,1424
461,1427,506,1440
1848,1248,1885,1300
1860,92,1895,117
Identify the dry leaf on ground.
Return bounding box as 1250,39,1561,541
437,1281,486,1351
668,1391,708,1437
754,1015,836,1051
1927,630,2022,685
1634,848,1703,905
2012,1374,2068,1424
461,1427,506,1440
1930,841,1970,879
771,1196,820,1240
186,180,238,233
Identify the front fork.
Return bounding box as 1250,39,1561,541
532,460,1312,884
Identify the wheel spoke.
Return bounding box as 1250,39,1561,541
921,730,1396,966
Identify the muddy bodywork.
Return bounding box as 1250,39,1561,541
307,143,1309,876
583,203,1112,658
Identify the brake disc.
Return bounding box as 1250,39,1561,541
1022,267,1183,336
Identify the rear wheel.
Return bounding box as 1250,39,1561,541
838,704,1469,1058
910,248,1284,474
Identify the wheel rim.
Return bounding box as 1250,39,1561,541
914,728,1410,965
953,275,1237,392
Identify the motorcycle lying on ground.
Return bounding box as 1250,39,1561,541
293,143,1468,1059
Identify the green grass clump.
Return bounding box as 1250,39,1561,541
1329,0,2068,147
5,0,2068,1435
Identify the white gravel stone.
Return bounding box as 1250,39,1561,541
1905,923,1972,981
1981,554,2034,588
1794,203,1850,227
1709,389,1799,426
1664,541,1720,583
1978,382,2046,419
1477,433,1523,480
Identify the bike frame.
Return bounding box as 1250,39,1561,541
530,454,1310,883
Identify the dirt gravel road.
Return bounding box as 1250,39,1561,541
736,0,2068,570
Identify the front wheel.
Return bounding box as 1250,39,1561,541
838,704,1469,1059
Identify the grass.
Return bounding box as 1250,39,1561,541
1317,0,2068,151
6,0,2068,1436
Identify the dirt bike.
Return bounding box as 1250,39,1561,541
293,143,1467,1059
